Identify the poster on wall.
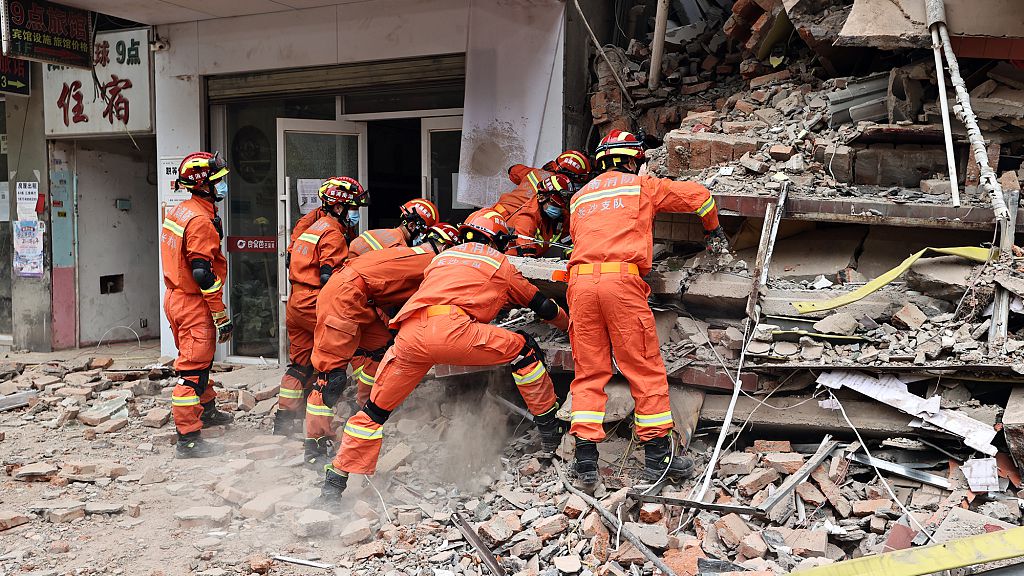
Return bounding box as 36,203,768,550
42,28,151,136
159,156,189,210
0,0,93,69
13,219,43,277
15,180,37,220
296,179,321,214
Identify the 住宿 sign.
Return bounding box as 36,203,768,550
42,28,151,136
1,0,92,69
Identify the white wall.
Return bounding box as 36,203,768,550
75,138,160,345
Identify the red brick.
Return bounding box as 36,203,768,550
738,532,767,558
688,136,713,170
701,54,721,71
784,529,828,557
639,503,664,524
710,138,735,166
794,482,827,507
681,81,714,95
768,144,795,160
749,69,792,89
662,545,706,576
753,440,791,452
738,468,779,496
811,466,852,518
714,513,751,549
719,451,758,475
734,100,756,115
763,452,804,475
851,499,895,517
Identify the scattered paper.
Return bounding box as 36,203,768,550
818,398,841,410
961,458,1000,493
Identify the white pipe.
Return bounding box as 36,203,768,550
930,27,960,207
648,0,670,91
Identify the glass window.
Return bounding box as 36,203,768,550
222,97,333,358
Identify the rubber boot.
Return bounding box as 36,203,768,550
176,431,223,458
317,465,349,509
200,402,234,426
643,434,694,482
533,407,565,453
573,438,600,494
273,410,303,436
304,437,335,468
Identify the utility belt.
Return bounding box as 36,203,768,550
552,261,640,282
423,304,468,319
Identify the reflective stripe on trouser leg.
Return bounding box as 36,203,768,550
566,275,614,442
278,370,308,412
172,379,204,435
511,360,558,416
304,390,335,440
354,362,377,407
333,410,384,475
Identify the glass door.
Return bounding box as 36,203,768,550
276,118,367,361
421,116,471,225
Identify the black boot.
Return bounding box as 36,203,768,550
317,465,349,508
304,437,335,468
573,438,600,493
643,434,694,482
176,431,223,458
200,402,234,426
533,406,565,453
273,410,303,436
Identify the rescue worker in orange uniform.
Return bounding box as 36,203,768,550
160,152,235,458
348,198,439,256
319,210,571,501
273,177,368,438
301,223,461,466
506,173,575,258
566,130,726,491
496,151,592,221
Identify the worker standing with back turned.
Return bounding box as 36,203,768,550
566,130,727,492
160,151,235,458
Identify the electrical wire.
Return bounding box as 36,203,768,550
364,476,393,524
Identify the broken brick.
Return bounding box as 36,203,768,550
562,493,589,519
851,499,895,517
763,452,804,475
784,529,828,558
795,482,827,507
768,144,795,161
714,513,752,549
739,532,768,558
752,440,792,453
738,468,779,496
478,518,513,546
719,451,758,475
533,513,569,539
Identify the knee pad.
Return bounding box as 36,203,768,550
318,369,348,408
512,330,545,371
363,400,392,425
178,367,210,396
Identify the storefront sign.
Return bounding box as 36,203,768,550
43,28,151,136
0,55,29,96
13,219,44,277
227,236,277,253
1,0,92,69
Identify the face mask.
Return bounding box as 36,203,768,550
410,234,425,246
345,209,360,227
543,204,563,220
213,180,228,201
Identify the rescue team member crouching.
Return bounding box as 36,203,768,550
493,150,591,221
348,198,439,256
319,210,570,502
274,177,368,437
505,173,575,258
301,224,461,467
567,130,727,491
160,152,235,458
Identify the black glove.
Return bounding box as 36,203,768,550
704,226,729,254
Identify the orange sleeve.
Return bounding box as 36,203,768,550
505,210,542,257
506,262,540,308
642,175,720,231
183,218,226,315
318,227,349,270
507,164,533,185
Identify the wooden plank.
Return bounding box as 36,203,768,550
0,391,37,412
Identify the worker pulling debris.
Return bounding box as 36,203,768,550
505,173,576,258
303,224,460,467
566,129,728,491
348,198,440,256
319,209,570,504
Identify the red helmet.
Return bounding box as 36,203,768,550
424,223,459,249
319,177,368,207
459,209,512,247
538,174,574,208
401,198,439,229
553,150,592,182
177,151,228,191
594,130,645,170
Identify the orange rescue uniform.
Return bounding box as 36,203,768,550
160,197,228,435
333,243,559,475
505,195,570,257
279,215,350,433
566,171,719,442
348,227,407,257
492,166,552,219
307,245,436,439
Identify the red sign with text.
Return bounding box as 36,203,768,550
227,236,277,253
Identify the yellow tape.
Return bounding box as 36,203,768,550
791,246,992,314
794,526,1024,576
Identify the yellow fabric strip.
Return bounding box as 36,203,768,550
360,231,384,251
172,395,200,406
635,411,674,427
696,197,716,217
162,219,185,237
298,232,321,244
356,370,376,386
571,410,605,424
440,251,501,270
791,246,993,314
344,423,383,440
513,363,547,386
305,403,334,417
570,185,640,213
411,246,427,254
278,388,303,399
200,277,223,294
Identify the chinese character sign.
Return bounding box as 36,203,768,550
43,28,151,136
1,0,92,69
